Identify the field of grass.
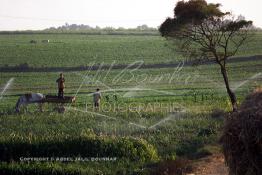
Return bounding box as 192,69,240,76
0,33,262,174
0,34,177,67
0,32,262,67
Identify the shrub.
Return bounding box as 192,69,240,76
0,133,158,163
220,90,262,175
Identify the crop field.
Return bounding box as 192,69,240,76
0,33,262,174
0,32,262,67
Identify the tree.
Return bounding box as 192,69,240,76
137,24,149,30
159,0,253,112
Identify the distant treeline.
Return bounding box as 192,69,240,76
47,23,158,32
0,23,260,35
0,24,160,35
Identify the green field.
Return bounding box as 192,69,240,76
0,33,262,174
0,33,262,67
0,34,177,67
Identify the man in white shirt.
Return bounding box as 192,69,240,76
93,88,101,109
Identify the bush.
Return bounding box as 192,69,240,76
220,90,262,175
0,133,158,163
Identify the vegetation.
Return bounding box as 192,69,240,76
0,132,158,163
221,90,262,175
0,111,222,174
159,0,253,111
45,23,158,33
1,33,262,68
0,32,261,174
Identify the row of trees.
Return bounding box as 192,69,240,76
45,23,157,32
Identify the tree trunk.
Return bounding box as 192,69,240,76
220,65,238,112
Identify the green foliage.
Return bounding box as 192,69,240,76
223,20,253,32
0,161,148,175
0,133,158,163
160,0,226,36
0,111,225,174
160,0,252,38
159,0,253,61
174,0,225,23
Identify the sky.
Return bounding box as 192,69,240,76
0,0,261,31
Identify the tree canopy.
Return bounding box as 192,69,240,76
159,0,252,61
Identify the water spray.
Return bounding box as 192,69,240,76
0,78,14,100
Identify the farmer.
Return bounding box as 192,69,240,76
93,88,101,109
56,73,65,98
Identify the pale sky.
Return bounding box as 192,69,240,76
0,0,261,31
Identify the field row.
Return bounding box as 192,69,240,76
0,34,262,67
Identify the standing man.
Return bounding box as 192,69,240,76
56,73,65,98
93,88,101,109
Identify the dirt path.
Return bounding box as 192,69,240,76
148,153,228,175
190,154,228,175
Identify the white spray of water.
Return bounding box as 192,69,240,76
65,106,147,129
0,78,14,100
233,73,262,91
123,84,146,98
148,109,186,129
